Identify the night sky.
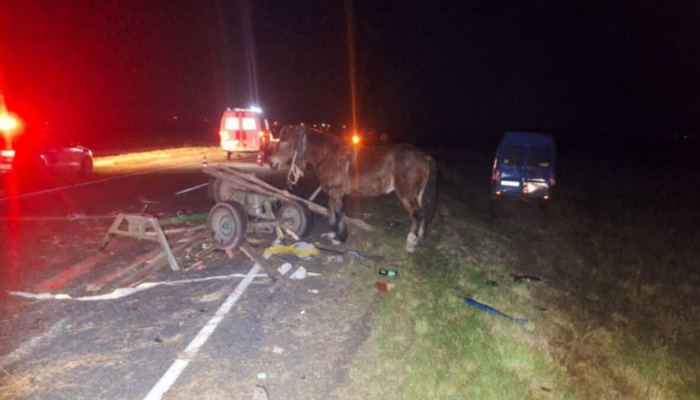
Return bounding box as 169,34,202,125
1,0,699,148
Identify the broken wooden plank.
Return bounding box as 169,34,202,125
240,243,283,281
35,241,131,293
86,245,163,292
119,232,209,287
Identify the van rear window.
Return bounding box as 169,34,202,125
528,147,551,167
225,117,239,130
503,146,525,166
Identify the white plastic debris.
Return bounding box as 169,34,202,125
257,372,267,380
289,267,307,280
294,241,315,251
277,262,293,276
9,273,267,302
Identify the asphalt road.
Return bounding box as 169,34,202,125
0,152,366,400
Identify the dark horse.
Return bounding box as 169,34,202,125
269,126,437,252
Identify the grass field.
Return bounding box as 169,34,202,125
336,149,700,399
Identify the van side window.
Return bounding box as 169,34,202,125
528,147,551,167
503,146,525,166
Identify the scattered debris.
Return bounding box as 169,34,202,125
257,372,267,380
378,268,398,277
486,280,499,287
307,289,319,294
326,254,344,263
184,261,204,272
273,346,285,354
375,281,395,292
263,242,320,258
67,213,87,220
120,232,210,287
289,267,307,280
36,240,131,292
510,273,542,284
278,263,293,275
315,242,403,264
282,227,300,241
241,243,283,281
460,296,528,324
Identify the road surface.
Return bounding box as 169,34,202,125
0,149,374,400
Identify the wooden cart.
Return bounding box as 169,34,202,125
202,165,375,250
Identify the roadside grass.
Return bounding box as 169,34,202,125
338,151,700,399
94,146,220,167
337,192,580,399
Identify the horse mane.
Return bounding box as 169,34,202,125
304,127,341,147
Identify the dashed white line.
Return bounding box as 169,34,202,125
174,182,209,195
142,263,261,400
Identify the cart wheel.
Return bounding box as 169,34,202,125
209,202,248,250
278,201,312,238
206,177,217,204
210,178,238,203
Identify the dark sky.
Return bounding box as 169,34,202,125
1,0,699,147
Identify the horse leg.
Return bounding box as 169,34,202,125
398,196,422,252
418,217,426,241
332,192,348,243
328,196,337,228
322,190,346,243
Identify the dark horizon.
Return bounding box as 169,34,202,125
2,0,700,149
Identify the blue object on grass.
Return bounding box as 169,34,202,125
461,296,528,324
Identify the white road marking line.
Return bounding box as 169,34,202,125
143,264,261,400
175,182,209,195
0,317,69,365
0,158,224,203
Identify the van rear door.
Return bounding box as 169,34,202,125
525,147,552,196
499,145,526,194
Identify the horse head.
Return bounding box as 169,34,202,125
269,125,307,172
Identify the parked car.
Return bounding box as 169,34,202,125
1,116,93,192
490,131,556,204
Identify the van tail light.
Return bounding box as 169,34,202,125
551,174,556,187
491,170,500,183
2,150,16,157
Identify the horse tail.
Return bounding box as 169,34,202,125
422,156,438,225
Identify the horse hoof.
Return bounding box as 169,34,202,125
331,238,342,246
405,245,416,253
321,231,337,240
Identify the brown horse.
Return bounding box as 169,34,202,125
269,126,437,252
